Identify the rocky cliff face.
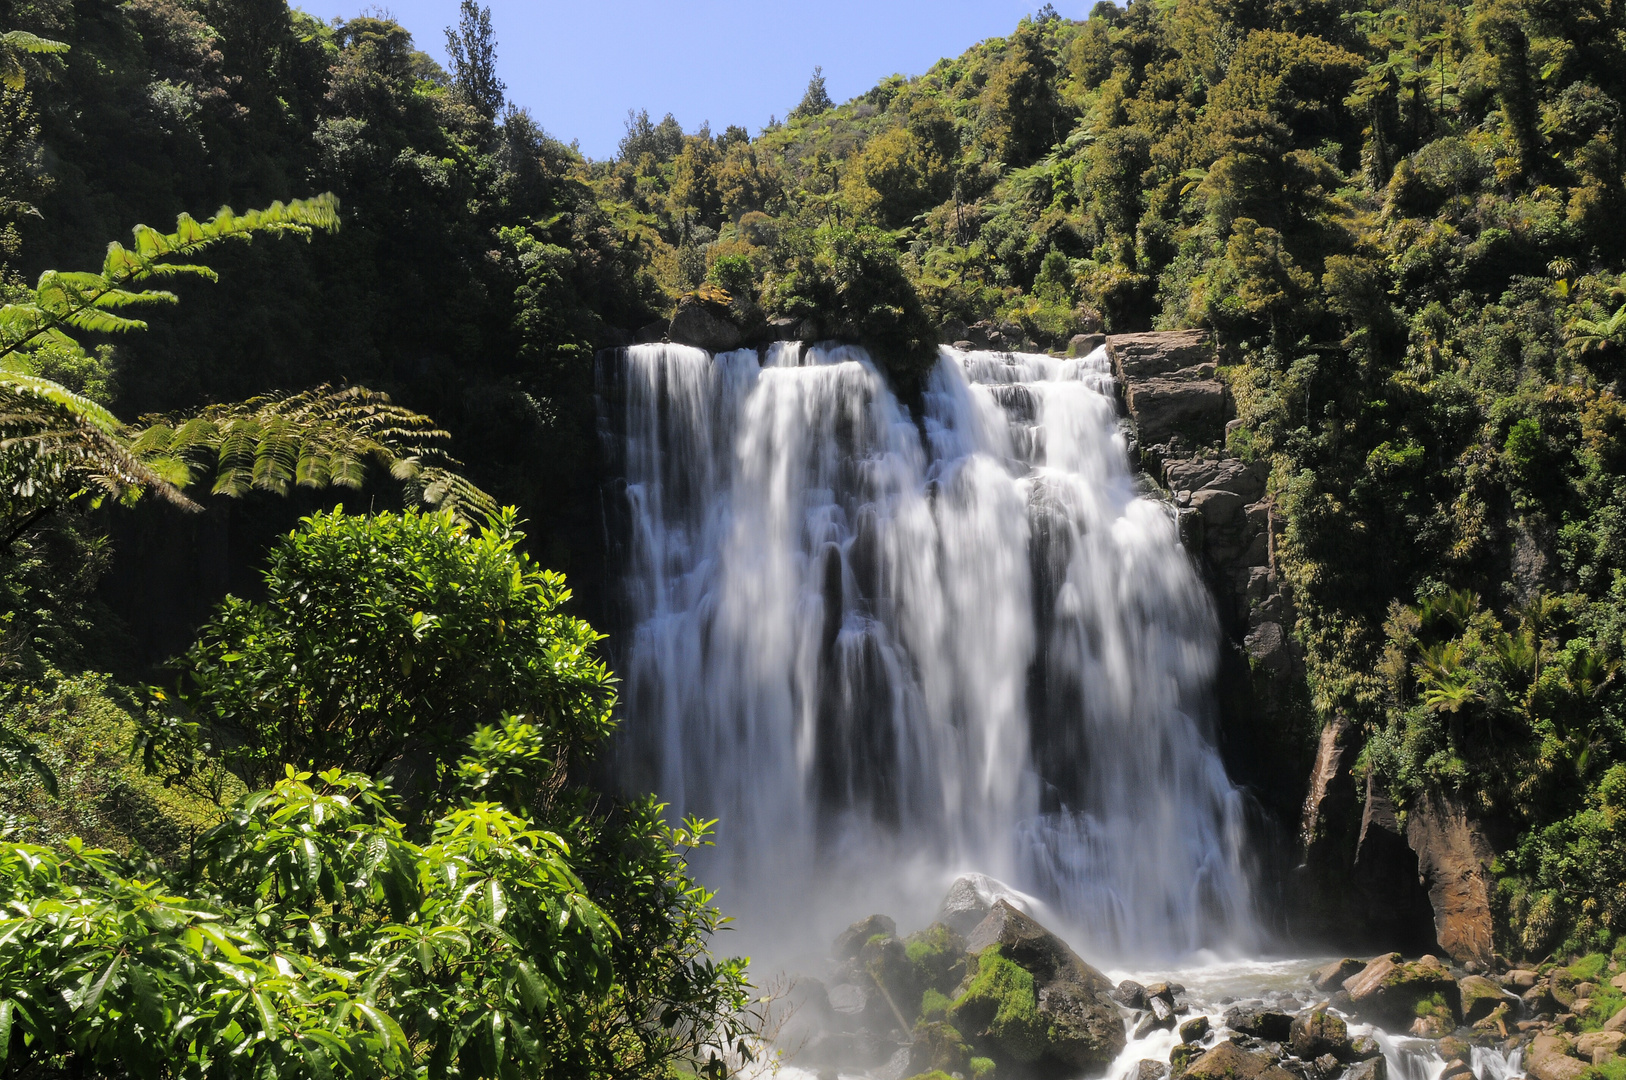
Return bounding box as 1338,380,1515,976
1104,330,1451,959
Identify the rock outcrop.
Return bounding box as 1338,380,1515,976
935,873,1036,936
1405,793,1497,966
668,299,743,352
1108,330,1229,446
1341,953,1461,1030
954,900,1125,1075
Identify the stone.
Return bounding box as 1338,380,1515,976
1410,1014,1451,1038
956,901,1124,1074
1069,333,1107,357
1342,953,1461,1029
1124,377,1229,446
936,874,1035,937
668,301,744,353
636,319,668,343
1172,1042,1204,1078
1459,975,1510,1025
833,914,896,960
1113,980,1150,1010
1314,960,1367,993
766,316,799,340
1137,1012,1177,1039
1507,970,1541,990
1406,793,1496,966
1612,973,1626,992
1314,1053,1344,1080
1193,488,1245,527
1440,1060,1473,1080
1577,1031,1626,1064
906,1020,972,1078
828,982,870,1016
1605,1005,1626,1033
1109,330,1213,378
1140,1059,1172,1080
1183,1042,1276,1080
938,319,969,345
1224,1006,1294,1042
1527,1034,1588,1080
1348,1036,1382,1061
1152,996,1176,1022
1344,1059,1387,1080
1181,1016,1212,1043
1290,1010,1351,1060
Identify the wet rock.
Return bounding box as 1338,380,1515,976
766,316,799,340
1507,970,1541,990
1313,960,1367,993
1290,1010,1351,1060
1459,974,1510,1025
1342,953,1461,1029
1137,1012,1177,1039
668,300,742,352
1348,1036,1382,1061
954,901,1124,1074
1070,333,1107,357
834,914,897,960
1140,1059,1172,1080
1225,1006,1295,1042
1152,996,1177,1023
1409,1013,1451,1038
1406,793,1496,966
1343,1059,1386,1080
1314,1053,1344,1080
904,923,968,1002
637,319,669,343
1181,1016,1212,1043
936,874,1034,937
1183,1042,1277,1080
938,319,969,345
907,1020,972,1077
1171,1042,1204,1078
1114,980,1151,1010
1440,1060,1473,1080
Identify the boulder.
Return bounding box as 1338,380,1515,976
1458,975,1509,1025
1344,1060,1387,1080
1183,1042,1275,1080
1113,980,1150,1010
833,914,896,960
907,1020,972,1077
1577,1031,1626,1064
1290,1010,1351,1060
1224,1005,1294,1041
1140,1059,1171,1080
953,901,1124,1074
938,319,970,345
1180,1016,1212,1043
1612,973,1626,992
1348,1036,1382,1061
1406,793,1496,966
668,301,743,352
1605,1005,1626,1033
1069,333,1107,357
1313,960,1367,994
935,874,1036,937
1193,488,1245,527
1527,1034,1588,1080
1342,953,1461,1029
1440,1060,1473,1080
636,319,669,343
1171,1042,1204,1078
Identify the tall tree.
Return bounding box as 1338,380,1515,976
790,65,834,119
444,0,506,121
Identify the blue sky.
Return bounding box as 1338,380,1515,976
301,1,1081,160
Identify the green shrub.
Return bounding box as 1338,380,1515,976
971,1058,998,1080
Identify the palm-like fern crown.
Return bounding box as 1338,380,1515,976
0,196,495,539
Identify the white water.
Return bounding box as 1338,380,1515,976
604,341,1257,964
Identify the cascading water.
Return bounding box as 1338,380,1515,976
602,339,1257,964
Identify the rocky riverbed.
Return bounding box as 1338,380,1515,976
763,875,1623,1080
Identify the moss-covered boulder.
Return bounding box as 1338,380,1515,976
948,902,1125,1076
906,922,970,1006
1457,974,1508,1025
907,1021,973,1077
1342,953,1462,1030
1289,1009,1351,1059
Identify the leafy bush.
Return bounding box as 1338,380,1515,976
158,507,615,789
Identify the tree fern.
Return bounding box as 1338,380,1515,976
130,386,499,523
1,197,493,545
0,28,68,92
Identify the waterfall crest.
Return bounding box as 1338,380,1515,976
604,340,1258,963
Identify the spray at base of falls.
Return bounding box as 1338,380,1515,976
603,340,1256,966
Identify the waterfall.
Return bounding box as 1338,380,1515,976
602,340,1258,963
